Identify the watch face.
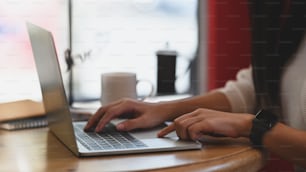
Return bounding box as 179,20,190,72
250,109,279,146
255,109,278,124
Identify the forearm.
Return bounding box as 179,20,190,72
263,123,306,168
158,90,232,120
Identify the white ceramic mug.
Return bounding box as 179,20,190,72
101,72,153,105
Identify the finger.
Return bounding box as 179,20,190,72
174,111,198,122
174,116,203,140
84,107,107,131
95,101,136,132
84,100,124,131
116,117,145,131
188,122,212,141
157,123,175,138
165,113,195,138
157,111,200,139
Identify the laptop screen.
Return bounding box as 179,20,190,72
27,22,78,155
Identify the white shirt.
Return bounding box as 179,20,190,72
218,36,306,130
218,35,306,172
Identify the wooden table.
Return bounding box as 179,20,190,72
0,128,266,172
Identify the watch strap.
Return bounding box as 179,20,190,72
249,109,278,147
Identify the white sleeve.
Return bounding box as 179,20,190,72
217,67,256,113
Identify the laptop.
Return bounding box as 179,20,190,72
26,22,202,157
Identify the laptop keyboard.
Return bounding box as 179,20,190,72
73,123,147,151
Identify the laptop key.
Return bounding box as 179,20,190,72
73,123,147,151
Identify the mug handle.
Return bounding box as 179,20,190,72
136,79,154,101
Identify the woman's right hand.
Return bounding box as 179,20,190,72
84,98,172,132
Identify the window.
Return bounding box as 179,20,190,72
0,0,68,102
71,0,198,100
0,0,198,102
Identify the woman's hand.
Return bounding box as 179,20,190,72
158,108,254,140
84,98,173,132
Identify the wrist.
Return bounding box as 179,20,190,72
156,101,182,121
249,109,278,147
158,98,197,120
240,114,255,137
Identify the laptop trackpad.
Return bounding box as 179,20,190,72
111,119,178,139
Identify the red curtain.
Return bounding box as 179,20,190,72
207,0,251,90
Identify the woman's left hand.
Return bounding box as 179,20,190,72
157,108,254,140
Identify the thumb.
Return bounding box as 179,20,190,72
116,118,142,131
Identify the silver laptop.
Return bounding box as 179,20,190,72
27,22,201,157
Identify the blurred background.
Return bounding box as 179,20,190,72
0,0,251,107
0,0,199,102
71,0,198,100
0,0,68,102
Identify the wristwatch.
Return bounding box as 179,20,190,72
249,109,278,146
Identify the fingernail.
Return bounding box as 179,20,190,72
193,134,201,141
157,131,164,138
157,133,163,138
117,124,125,131
95,126,101,132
